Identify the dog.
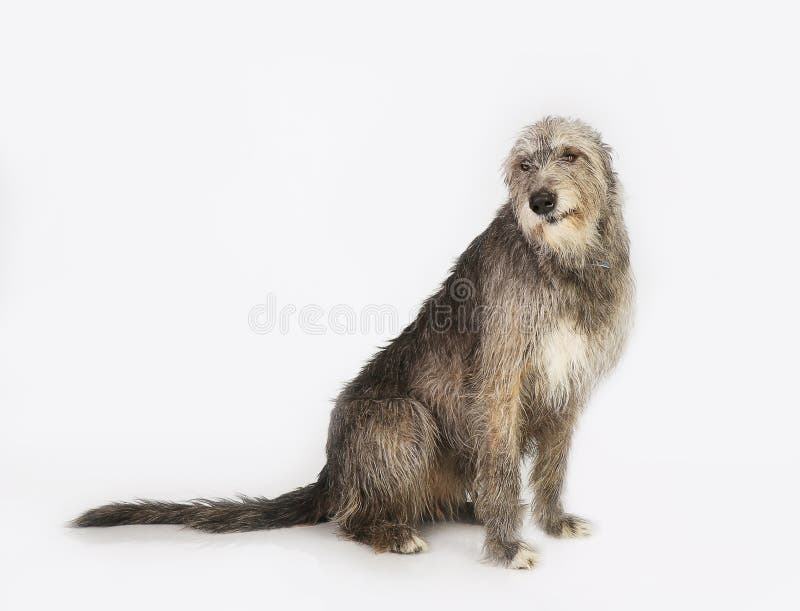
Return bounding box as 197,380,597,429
74,116,633,569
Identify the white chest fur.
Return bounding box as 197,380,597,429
537,319,591,404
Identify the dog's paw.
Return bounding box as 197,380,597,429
546,514,592,538
509,544,538,570
484,538,539,569
391,534,429,554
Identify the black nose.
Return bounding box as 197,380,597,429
529,190,556,215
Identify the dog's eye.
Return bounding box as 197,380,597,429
520,161,532,171
561,153,577,163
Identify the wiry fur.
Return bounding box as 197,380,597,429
74,117,633,569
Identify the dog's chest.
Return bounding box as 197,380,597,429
535,319,592,398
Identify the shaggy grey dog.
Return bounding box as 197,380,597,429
74,116,633,569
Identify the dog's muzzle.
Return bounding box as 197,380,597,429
529,190,556,216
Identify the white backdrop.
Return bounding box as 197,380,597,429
2,1,798,609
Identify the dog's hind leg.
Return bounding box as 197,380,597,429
327,397,438,554
342,521,428,554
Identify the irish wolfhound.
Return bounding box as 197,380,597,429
74,116,633,569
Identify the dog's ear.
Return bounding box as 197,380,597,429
599,142,615,180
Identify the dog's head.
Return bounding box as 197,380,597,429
504,117,615,259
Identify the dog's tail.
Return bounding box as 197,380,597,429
72,467,330,533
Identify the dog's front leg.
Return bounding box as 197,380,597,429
473,384,537,569
530,415,592,538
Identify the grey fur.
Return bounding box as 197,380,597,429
74,116,633,569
